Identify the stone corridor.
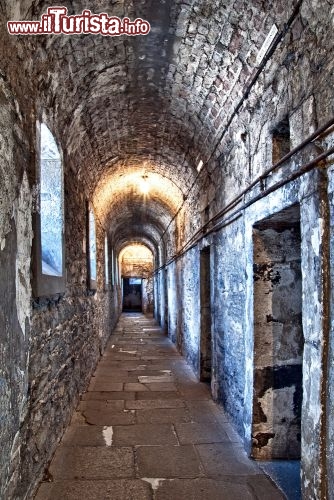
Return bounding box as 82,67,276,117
35,314,284,500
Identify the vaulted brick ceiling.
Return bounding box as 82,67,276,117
2,0,290,251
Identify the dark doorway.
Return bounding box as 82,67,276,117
252,204,303,460
123,277,142,312
200,247,212,382
164,268,168,333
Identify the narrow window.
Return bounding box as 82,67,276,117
40,123,63,277
33,122,65,297
116,252,120,285
272,116,290,164
111,248,115,286
105,235,109,286
88,208,97,288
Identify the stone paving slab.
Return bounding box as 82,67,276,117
246,475,286,499
82,391,136,400
124,382,150,391
78,399,125,411
174,422,230,444
136,445,203,478
61,425,106,447
196,443,260,477
113,423,178,446
116,340,148,345
178,389,212,400
49,447,134,479
177,383,211,394
172,370,198,382
103,354,141,360
141,355,179,360
83,409,136,425
145,382,178,391
92,371,139,382
138,374,174,383
149,360,182,368
98,360,152,369
88,380,124,391
35,479,152,500
132,370,173,377
125,399,185,410
136,408,192,424
137,391,182,400
185,400,229,423
154,478,255,500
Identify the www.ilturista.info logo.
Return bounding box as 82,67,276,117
7,7,151,36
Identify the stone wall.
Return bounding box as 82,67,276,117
211,220,246,433
327,162,334,500
0,77,33,499
160,2,334,498
14,170,122,498
0,72,122,500
142,277,154,314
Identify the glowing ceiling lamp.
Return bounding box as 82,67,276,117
139,174,150,195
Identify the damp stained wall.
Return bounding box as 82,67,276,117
252,214,303,460
160,2,334,497
0,78,33,499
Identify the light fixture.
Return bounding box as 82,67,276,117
197,159,204,172
139,174,150,195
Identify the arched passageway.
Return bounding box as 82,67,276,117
0,1,334,499
119,244,154,313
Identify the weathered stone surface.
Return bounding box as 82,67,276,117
35,480,151,500
125,399,185,410
155,478,254,500
137,391,182,400
78,399,125,411
88,380,124,392
124,382,149,392
33,314,285,499
136,407,192,424
112,423,178,446
136,445,203,478
82,391,136,401
82,409,136,426
196,444,259,477
61,425,107,447
0,81,33,499
174,422,229,444
49,447,135,479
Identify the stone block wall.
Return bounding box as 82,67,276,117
0,78,122,499
0,77,33,499
15,170,122,499
160,2,334,498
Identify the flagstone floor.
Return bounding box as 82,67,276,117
35,313,285,500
